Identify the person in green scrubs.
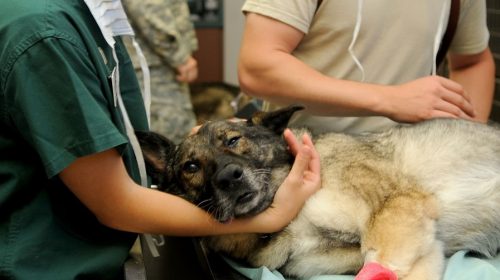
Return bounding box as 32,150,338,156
0,0,321,279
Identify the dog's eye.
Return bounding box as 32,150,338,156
183,161,200,173
226,136,241,148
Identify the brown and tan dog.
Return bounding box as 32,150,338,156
137,106,500,279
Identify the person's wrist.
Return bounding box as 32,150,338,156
231,218,268,234
368,84,398,120
201,205,285,235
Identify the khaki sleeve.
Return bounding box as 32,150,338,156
241,0,318,34
449,0,490,55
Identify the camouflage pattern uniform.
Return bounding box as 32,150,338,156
123,0,198,143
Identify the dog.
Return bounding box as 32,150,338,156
137,105,500,279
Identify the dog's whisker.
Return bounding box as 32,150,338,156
205,205,218,223
214,206,223,222
254,175,270,185
197,198,213,208
206,205,216,216
253,168,271,175
201,203,214,211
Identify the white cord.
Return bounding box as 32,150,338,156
116,73,160,257
131,38,151,126
112,38,158,258
348,0,365,82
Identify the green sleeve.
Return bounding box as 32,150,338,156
4,36,128,177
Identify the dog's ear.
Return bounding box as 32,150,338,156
248,105,305,134
135,131,176,188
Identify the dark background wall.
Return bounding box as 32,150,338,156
487,0,500,122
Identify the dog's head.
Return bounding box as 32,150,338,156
137,105,304,223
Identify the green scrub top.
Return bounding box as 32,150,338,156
0,0,149,279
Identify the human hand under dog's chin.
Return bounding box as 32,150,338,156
249,129,321,233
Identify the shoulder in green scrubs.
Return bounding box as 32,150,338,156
0,0,148,279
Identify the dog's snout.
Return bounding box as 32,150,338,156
215,163,243,189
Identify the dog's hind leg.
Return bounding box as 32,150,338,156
360,190,442,279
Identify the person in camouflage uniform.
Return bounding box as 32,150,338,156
123,0,198,143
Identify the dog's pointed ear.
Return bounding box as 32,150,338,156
248,105,305,134
135,131,176,188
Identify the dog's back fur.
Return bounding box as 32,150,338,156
138,106,500,279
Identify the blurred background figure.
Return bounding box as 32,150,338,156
123,0,198,143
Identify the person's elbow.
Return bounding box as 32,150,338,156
88,188,139,233
238,56,274,99
238,60,259,97
448,47,495,72
95,210,127,231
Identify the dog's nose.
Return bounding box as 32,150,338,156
215,163,243,189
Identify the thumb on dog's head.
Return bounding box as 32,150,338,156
277,134,321,217
285,131,321,190
289,145,313,175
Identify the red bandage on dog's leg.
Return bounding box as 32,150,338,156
354,262,398,280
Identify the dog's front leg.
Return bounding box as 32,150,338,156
359,190,443,280
248,231,292,271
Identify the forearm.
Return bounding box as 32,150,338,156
60,148,270,236
60,141,320,237
239,49,387,117
102,184,268,236
449,48,495,122
239,12,476,123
